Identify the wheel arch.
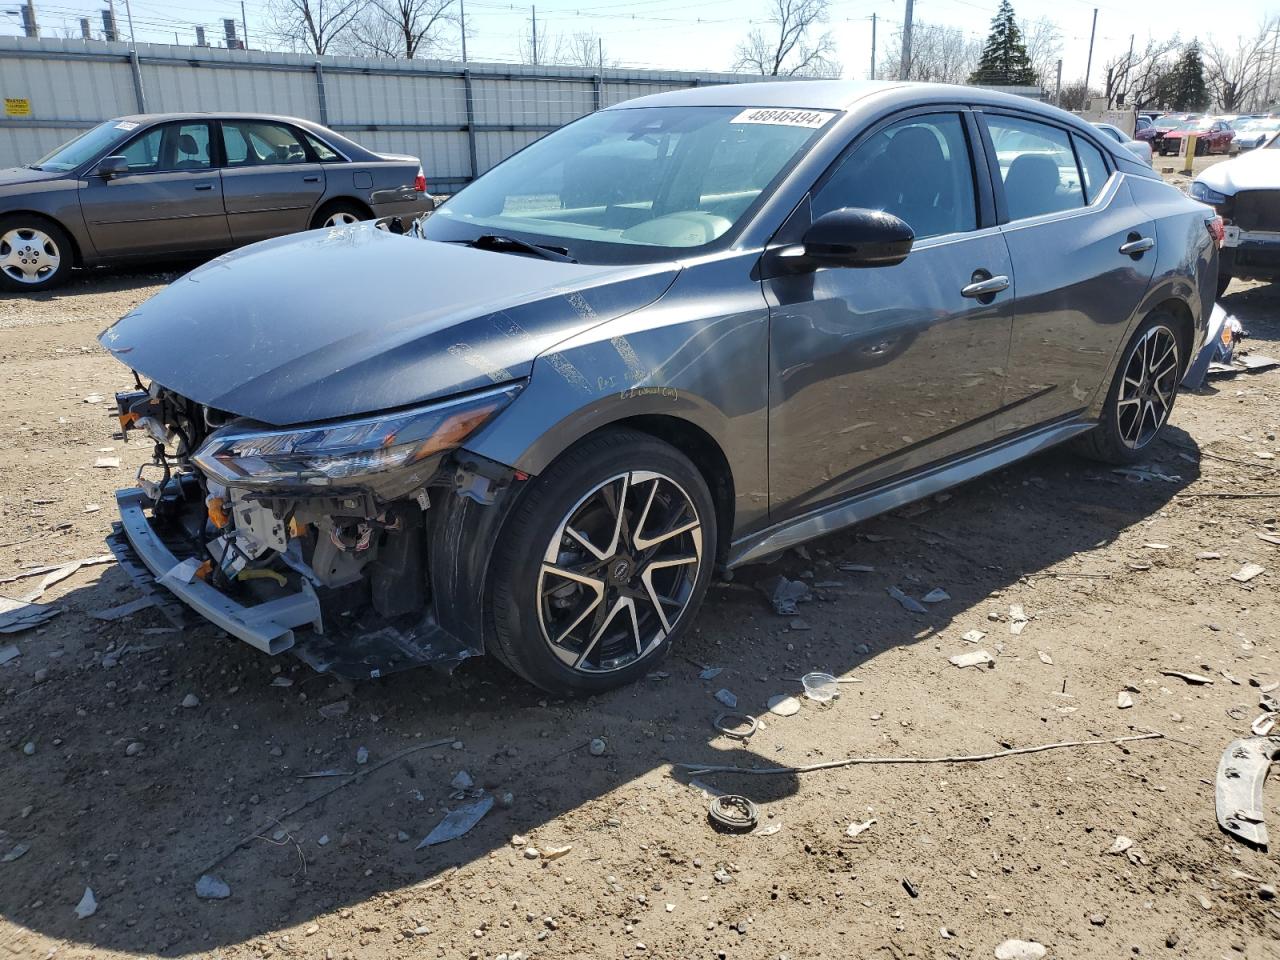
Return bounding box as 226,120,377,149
311,196,374,226
1147,295,1196,372
0,209,84,267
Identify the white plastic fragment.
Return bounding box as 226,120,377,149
949,650,994,669
714,688,738,708
1106,835,1133,855
767,694,801,717
961,629,986,644
921,588,951,604
994,940,1046,960
887,586,926,613
195,874,231,899
417,795,494,847
74,887,97,919
846,818,876,837
1232,563,1265,583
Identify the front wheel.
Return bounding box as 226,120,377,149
0,216,72,292
1072,312,1183,465
488,428,717,696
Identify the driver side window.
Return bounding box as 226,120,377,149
813,113,978,240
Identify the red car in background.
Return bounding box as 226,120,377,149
1155,117,1235,156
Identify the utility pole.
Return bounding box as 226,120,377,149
531,5,538,65
899,0,914,80
79,16,90,38
1054,58,1062,106
598,35,603,69
459,0,467,61
1083,7,1097,94
19,0,37,37
869,12,876,80
1266,23,1278,108
122,0,135,43
241,0,249,49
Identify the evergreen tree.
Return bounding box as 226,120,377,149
1160,41,1209,111
968,0,1038,85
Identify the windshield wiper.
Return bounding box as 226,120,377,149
460,234,577,263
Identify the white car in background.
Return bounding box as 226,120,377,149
1092,122,1153,166
1232,118,1280,151
1191,135,1280,295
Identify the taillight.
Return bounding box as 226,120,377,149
1207,215,1225,248
414,167,427,193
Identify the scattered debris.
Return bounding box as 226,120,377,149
1114,466,1180,483
1117,691,1134,709
195,874,231,900
74,887,97,919
713,712,758,741
1197,551,1222,560
0,598,62,634
1216,736,1280,849
1038,651,1053,665
767,694,801,717
708,794,758,833
801,671,838,702
356,746,369,765
1106,835,1133,855
679,733,1164,777
1251,714,1275,737
753,821,783,837
89,595,158,621
838,563,875,573
1009,605,1030,635
589,738,607,756
698,666,722,681
541,844,573,861
0,644,19,665
995,940,1047,960
902,878,919,898
1232,563,1266,583
949,650,994,669
1,843,29,862
962,629,987,644
296,769,352,779
846,819,876,837
921,588,951,603
417,795,495,848
93,457,120,469
763,576,810,616
318,700,350,719
714,688,738,709
1162,670,1214,685
887,586,926,614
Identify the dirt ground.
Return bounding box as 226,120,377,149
2,208,1279,960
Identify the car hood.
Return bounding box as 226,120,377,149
99,224,679,425
0,166,68,188
1196,147,1280,195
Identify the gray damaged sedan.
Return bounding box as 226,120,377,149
0,112,432,292
99,81,1222,695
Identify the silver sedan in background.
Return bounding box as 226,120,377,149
1093,121,1154,166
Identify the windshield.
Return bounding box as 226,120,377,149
1175,120,1212,132
1153,118,1181,130
422,105,835,264
34,119,135,172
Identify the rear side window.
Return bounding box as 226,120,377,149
1073,135,1110,204
986,115,1084,221
814,113,977,240
304,132,341,161
222,121,311,166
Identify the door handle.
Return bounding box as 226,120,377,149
1119,236,1155,257
961,274,1010,299
194,183,214,191
302,175,321,182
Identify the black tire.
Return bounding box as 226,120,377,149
1217,275,1231,299
0,214,73,293
310,201,369,230
1072,311,1185,465
488,428,717,696
1195,139,1207,156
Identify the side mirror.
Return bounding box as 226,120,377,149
96,155,129,179
801,207,914,268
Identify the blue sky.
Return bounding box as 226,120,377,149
3,0,1275,85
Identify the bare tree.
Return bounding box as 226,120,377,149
1205,18,1278,112
1019,16,1062,86
517,12,564,65
347,0,456,59
563,31,613,69
876,21,979,85
267,0,366,54
1103,37,1179,109
1058,81,1099,111
733,0,841,78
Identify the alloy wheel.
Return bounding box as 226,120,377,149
1116,325,1179,450
537,470,703,674
0,227,60,285
323,211,361,227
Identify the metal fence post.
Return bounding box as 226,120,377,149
128,48,147,112
463,68,479,183
592,74,602,112
313,61,329,126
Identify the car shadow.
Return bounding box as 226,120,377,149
11,261,200,302
0,418,1208,955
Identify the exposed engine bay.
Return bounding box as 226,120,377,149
108,376,524,677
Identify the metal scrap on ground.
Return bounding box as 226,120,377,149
417,794,495,848
1215,736,1280,850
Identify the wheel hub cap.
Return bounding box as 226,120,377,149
0,227,60,284
1117,325,1179,450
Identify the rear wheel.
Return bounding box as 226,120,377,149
311,201,368,229
488,428,717,696
1073,312,1183,465
0,215,72,292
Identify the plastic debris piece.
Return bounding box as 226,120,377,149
89,595,158,621
767,694,801,717
1117,691,1134,709
714,688,738,709
0,598,61,634
417,794,495,848
195,874,231,899
450,770,473,791
887,586,926,613
753,821,782,836
801,672,838,702
921,588,951,603
961,629,986,643
699,666,722,681
713,712,758,740
838,563,875,572
1251,714,1275,737
1232,563,1265,583
0,644,18,665
1216,737,1280,849
589,737,607,756
949,650,994,669
93,457,120,469
1038,651,1053,665
1106,835,1133,855
74,887,97,919
763,576,810,615
541,844,572,861
1,843,29,862
1162,670,1214,685
1009,604,1030,635
708,794,758,833
846,818,876,837
995,940,1047,960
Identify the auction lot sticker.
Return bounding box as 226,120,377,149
4,98,31,117
731,107,835,128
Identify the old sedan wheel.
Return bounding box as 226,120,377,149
1073,312,1183,465
489,428,716,695
0,219,71,292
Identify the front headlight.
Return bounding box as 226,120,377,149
1190,181,1230,205
192,384,521,487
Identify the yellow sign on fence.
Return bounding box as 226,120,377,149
4,98,31,117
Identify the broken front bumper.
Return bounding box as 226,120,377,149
114,487,321,656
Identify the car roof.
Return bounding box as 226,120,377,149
605,79,1067,116
105,112,381,160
